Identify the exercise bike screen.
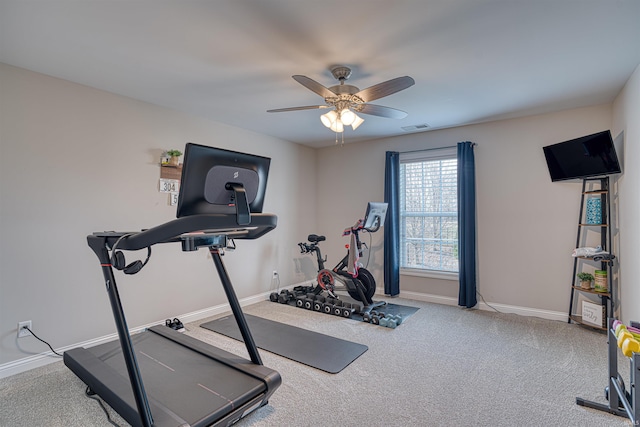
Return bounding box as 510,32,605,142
363,202,388,230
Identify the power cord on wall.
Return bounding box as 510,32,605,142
22,326,63,357
20,325,121,426
476,291,502,313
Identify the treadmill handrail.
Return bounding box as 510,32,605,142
75,211,279,427
88,213,276,257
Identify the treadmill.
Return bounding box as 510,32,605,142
64,144,281,427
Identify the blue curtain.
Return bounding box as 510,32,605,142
384,151,400,296
457,142,477,308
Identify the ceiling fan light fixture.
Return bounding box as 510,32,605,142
268,66,415,139
320,110,338,128
329,119,344,133
351,114,365,130
339,108,356,126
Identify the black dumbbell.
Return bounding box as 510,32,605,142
269,292,279,302
304,298,314,310
277,294,287,304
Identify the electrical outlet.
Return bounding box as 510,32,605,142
17,320,32,338
272,270,278,279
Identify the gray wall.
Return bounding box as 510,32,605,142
314,104,623,316
0,63,317,366
612,63,640,325
2,61,639,372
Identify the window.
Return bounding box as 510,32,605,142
400,148,458,275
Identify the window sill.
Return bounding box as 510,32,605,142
400,268,458,281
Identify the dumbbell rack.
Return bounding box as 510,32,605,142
269,289,403,328
296,292,360,318
576,318,639,424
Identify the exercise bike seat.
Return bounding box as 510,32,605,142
308,234,326,243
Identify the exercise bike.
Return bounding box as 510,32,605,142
298,202,388,316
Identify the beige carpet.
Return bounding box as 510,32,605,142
0,297,632,426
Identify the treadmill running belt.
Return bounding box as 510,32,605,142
201,314,367,373
67,328,268,426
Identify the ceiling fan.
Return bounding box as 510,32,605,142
267,65,415,133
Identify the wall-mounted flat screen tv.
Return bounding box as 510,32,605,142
543,130,621,182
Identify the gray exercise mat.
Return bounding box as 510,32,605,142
372,302,419,319
200,314,368,373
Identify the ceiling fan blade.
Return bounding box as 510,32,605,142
292,75,337,98
357,104,408,119
354,76,415,103
267,105,330,113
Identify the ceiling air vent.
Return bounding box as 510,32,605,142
401,123,430,132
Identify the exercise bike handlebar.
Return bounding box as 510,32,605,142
298,242,314,254
343,215,383,236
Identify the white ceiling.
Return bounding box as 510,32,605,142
1,0,639,148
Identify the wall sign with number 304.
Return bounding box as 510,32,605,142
159,179,180,193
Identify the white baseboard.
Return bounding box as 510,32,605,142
396,290,567,322
0,291,272,380
1,286,566,379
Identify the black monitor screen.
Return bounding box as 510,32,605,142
363,202,388,231
543,130,621,182
176,143,270,218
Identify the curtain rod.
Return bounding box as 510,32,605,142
400,142,476,154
